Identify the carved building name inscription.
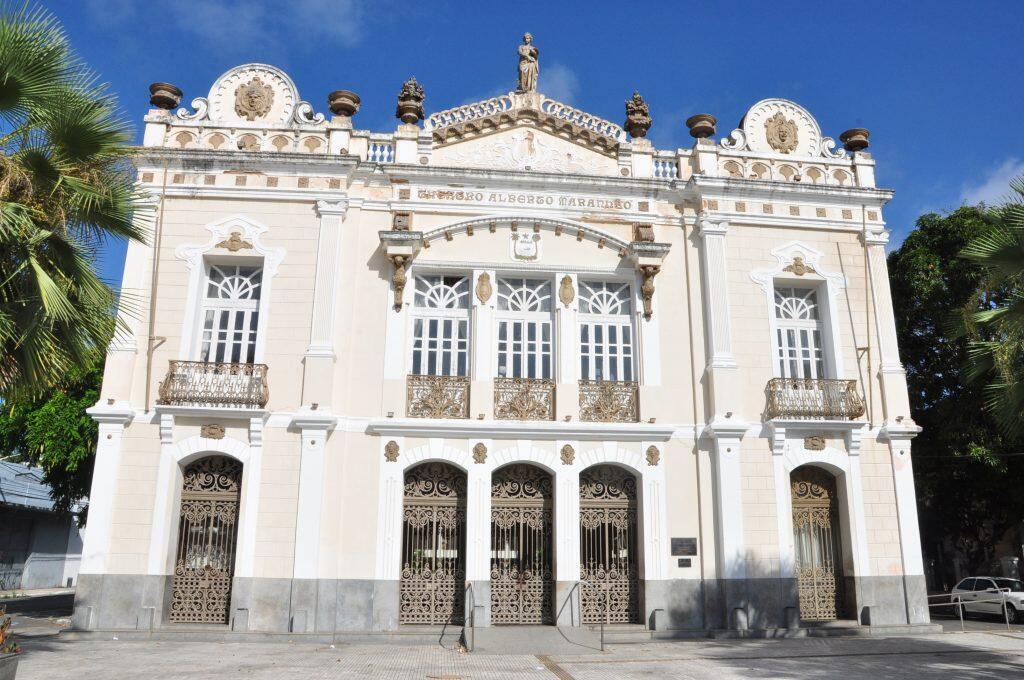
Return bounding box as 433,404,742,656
416,189,635,212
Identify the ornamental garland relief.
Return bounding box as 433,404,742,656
234,77,275,121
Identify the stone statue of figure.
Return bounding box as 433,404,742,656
517,33,539,92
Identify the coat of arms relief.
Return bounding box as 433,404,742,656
765,111,798,153
235,77,274,121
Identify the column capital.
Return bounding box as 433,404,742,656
862,227,889,247
697,215,729,239
315,198,349,217
290,407,339,432
86,400,135,426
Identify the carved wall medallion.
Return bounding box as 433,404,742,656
511,232,541,261
215,231,253,252
560,444,575,465
384,440,400,462
472,442,488,464
783,256,816,276
765,111,799,154
234,77,274,121
646,445,660,466
200,423,226,440
804,435,827,451
558,275,574,308
476,272,493,304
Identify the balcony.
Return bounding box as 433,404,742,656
494,377,555,421
765,378,865,421
406,374,470,419
157,360,269,409
579,380,639,423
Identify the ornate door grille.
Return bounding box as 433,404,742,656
490,464,553,624
791,467,844,621
400,463,467,625
170,457,242,624
580,465,640,624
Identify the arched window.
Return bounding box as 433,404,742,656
578,280,634,381
773,286,826,379
198,264,263,363
410,274,470,376
495,278,553,379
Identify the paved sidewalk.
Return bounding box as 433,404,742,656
13,630,1024,679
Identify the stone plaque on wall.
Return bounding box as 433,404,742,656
671,537,698,556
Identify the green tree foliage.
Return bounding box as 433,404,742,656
0,2,147,399
889,206,1023,580
961,176,1024,439
0,354,102,523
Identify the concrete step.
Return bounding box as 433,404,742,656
468,625,603,655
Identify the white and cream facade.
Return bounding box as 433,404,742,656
74,58,928,634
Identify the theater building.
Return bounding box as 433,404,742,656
74,40,929,635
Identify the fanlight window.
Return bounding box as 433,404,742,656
774,286,825,379
411,275,470,376
198,264,263,364
496,278,553,379
579,280,634,382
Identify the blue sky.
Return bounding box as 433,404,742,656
45,0,1024,285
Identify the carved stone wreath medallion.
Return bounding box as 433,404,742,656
472,442,488,464
384,440,400,462
235,77,274,121
215,231,253,252
559,275,575,308
200,423,225,440
804,435,827,451
646,445,660,466
560,444,575,465
765,111,798,154
783,256,816,276
476,272,493,304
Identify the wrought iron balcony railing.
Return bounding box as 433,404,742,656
765,378,865,420
579,380,639,423
494,377,556,421
157,360,269,409
406,374,470,419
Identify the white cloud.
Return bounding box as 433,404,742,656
540,63,578,104
960,157,1024,206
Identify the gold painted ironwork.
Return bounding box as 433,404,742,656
170,457,242,624
580,465,640,624
406,374,470,419
792,466,843,621
490,464,554,625
579,380,639,423
157,360,269,409
400,463,467,625
494,377,555,421
766,378,865,420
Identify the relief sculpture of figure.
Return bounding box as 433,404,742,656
517,33,539,92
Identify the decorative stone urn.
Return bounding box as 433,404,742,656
148,82,182,110
0,652,17,680
623,91,652,138
685,113,717,139
395,77,425,124
328,89,360,117
839,127,870,152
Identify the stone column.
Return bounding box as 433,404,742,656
555,272,579,422
80,403,135,575
466,462,492,626
881,426,928,624
302,200,348,408
864,228,912,422
554,459,580,625
705,419,748,629
697,217,740,412
471,269,496,419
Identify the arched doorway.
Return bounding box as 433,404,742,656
579,465,640,623
169,456,242,624
400,462,467,625
791,466,844,621
490,464,554,624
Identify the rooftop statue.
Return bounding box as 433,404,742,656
517,33,539,93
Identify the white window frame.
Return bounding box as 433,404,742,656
769,281,837,379
407,272,472,377
493,276,555,380
193,262,264,364
577,279,636,382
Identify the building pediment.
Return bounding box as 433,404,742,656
426,90,626,171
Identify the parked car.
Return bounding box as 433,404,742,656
951,576,1024,623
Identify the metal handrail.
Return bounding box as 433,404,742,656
928,590,1015,632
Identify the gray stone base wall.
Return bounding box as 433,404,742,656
73,573,929,633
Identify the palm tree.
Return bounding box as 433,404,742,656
961,175,1024,439
0,3,148,398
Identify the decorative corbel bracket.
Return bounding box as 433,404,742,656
629,241,670,320
379,229,424,311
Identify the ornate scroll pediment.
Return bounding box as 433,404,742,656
176,63,323,126
721,98,846,159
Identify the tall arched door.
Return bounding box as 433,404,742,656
170,456,242,624
490,464,554,624
579,465,640,623
791,466,845,621
400,462,467,625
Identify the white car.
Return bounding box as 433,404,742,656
951,576,1024,623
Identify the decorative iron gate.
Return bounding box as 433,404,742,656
170,456,242,624
791,466,844,621
579,465,640,624
400,462,467,625
490,464,553,624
